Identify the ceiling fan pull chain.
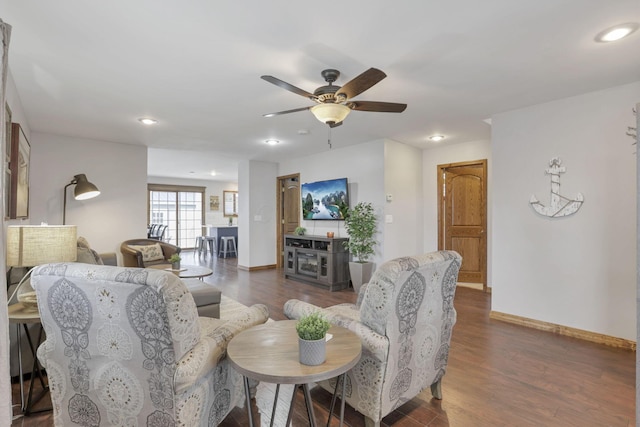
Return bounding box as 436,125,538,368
328,126,332,149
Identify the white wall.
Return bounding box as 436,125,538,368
279,140,386,266
384,140,424,260
147,176,238,226
237,160,277,269
492,81,639,341
29,133,148,256
422,139,492,281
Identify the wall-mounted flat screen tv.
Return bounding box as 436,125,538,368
301,177,349,220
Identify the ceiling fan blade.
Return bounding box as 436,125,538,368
349,101,407,113
263,106,312,117
335,68,387,100
261,75,317,100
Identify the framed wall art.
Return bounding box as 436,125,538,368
10,122,30,219
210,195,220,211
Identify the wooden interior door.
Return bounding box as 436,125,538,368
276,174,300,267
438,160,487,290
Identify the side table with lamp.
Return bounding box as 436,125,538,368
6,224,78,419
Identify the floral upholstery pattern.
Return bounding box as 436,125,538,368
284,250,462,426
33,262,269,426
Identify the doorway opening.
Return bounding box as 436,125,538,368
276,173,300,268
437,160,488,291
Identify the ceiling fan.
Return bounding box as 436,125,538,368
261,68,407,128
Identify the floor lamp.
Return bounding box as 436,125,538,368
6,225,77,417
63,174,100,225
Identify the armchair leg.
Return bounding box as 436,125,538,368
430,379,443,399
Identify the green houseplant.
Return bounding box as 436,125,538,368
168,253,181,270
296,312,331,365
294,226,306,236
342,202,377,293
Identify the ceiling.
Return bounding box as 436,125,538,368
2,1,639,182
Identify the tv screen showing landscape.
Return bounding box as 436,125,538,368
301,177,349,220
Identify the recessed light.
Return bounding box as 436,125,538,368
138,118,158,125
429,135,445,142
595,23,639,42
210,171,217,176
265,139,279,145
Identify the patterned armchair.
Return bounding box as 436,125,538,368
284,251,462,427
32,263,269,426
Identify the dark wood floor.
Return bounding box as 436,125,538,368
12,251,636,426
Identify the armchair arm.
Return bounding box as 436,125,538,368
356,282,369,308
174,321,227,394
174,304,269,394
284,299,388,362
120,244,144,267
204,303,269,345
160,242,181,260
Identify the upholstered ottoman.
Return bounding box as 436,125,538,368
182,278,222,318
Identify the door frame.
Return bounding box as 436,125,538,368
437,159,488,291
276,173,300,268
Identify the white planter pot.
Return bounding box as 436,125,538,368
348,261,374,294
298,336,326,366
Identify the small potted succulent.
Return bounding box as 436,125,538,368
295,312,331,365
294,226,306,236
168,253,181,270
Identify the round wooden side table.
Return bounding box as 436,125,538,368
228,320,361,427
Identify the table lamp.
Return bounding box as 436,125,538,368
6,225,77,309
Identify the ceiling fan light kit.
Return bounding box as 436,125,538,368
261,67,407,127
310,103,351,126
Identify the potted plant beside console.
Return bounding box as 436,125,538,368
296,312,331,365
343,201,377,294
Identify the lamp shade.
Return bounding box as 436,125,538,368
6,225,78,267
310,103,351,125
73,174,100,200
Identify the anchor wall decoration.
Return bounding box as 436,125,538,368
529,157,584,218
